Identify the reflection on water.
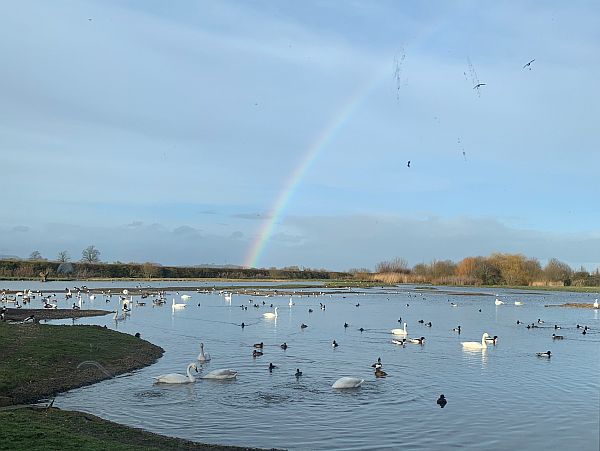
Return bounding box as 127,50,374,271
5,281,599,450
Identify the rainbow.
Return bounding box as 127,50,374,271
244,66,387,268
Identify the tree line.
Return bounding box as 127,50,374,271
370,253,600,287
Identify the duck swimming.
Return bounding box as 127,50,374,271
536,351,551,358
332,340,339,348
437,394,447,408
253,342,264,349
374,368,387,378
552,334,564,340
408,336,425,345
371,357,382,369
252,350,263,357
295,369,303,377
280,342,288,350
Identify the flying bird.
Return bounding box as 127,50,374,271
407,160,411,168
473,83,486,89
523,59,535,70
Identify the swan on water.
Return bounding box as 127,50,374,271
153,362,198,384
181,294,192,301
484,335,498,345
202,369,237,380
332,377,364,389
263,307,278,319
495,299,504,305
594,299,599,309
289,298,294,306
461,333,490,350
391,323,408,336
514,301,524,306
172,298,186,309
197,343,211,362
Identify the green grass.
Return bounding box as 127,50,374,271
0,323,163,406
0,408,262,450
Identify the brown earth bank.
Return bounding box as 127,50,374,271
545,303,599,308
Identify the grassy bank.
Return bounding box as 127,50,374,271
0,408,271,450
0,323,163,406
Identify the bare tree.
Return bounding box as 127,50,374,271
29,250,44,261
57,250,70,262
81,245,101,263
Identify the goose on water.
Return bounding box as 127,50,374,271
461,333,490,350
153,362,198,384
332,377,364,389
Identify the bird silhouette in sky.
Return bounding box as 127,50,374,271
473,83,486,89
523,59,535,70
407,160,411,168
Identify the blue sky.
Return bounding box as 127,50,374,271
1,0,599,270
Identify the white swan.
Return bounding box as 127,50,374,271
201,369,237,380
462,333,490,350
594,299,599,309
289,297,294,306
332,377,364,389
495,299,504,305
224,293,232,302
391,323,408,336
172,298,186,309
197,343,211,363
263,306,278,319
153,362,198,384
514,301,524,306
181,294,192,301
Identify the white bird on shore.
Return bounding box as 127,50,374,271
197,343,211,363
332,377,364,389
391,323,408,336
263,306,278,319
153,362,198,384
462,333,490,350
202,369,237,380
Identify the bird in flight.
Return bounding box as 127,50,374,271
407,160,411,168
473,83,486,89
523,59,535,70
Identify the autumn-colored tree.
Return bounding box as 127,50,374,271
456,257,479,279
543,258,573,283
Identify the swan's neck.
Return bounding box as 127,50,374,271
481,337,488,346
187,364,195,381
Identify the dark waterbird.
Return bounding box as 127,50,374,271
437,394,447,408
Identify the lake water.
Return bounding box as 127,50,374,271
6,282,599,450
